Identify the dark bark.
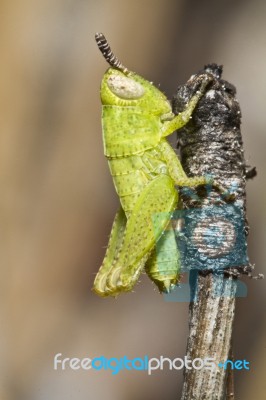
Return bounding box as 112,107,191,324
172,64,251,399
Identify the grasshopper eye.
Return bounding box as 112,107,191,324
107,74,145,99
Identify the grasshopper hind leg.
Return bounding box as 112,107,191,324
94,175,178,297
111,175,178,294
93,207,127,297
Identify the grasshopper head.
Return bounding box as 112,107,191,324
95,33,171,116
100,68,172,117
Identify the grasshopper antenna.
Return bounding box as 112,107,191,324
95,33,129,74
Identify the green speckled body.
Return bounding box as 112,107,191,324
108,146,171,215
93,67,214,297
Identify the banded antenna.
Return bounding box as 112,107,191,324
95,33,129,74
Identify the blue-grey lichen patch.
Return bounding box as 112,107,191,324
173,205,248,271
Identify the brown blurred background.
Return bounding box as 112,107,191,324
1,0,265,399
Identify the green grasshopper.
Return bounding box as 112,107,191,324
93,33,224,297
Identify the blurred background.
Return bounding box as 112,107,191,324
1,0,265,399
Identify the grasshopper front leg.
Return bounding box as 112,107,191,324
161,74,212,137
